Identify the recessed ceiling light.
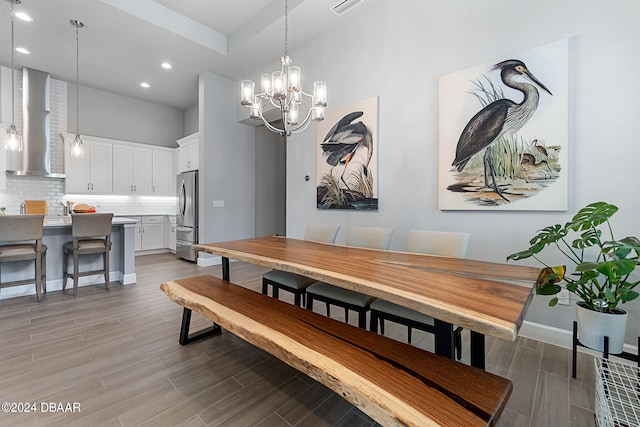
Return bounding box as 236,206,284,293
140,82,150,88
161,62,172,69
15,12,33,22
15,47,30,54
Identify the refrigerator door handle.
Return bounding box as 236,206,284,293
178,179,186,221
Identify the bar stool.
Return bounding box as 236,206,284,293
63,213,113,296
0,215,47,302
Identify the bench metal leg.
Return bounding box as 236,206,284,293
470,331,486,370
179,307,221,345
177,257,230,345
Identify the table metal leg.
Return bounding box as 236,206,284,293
434,319,454,360
470,331,486,369
222,257,230,281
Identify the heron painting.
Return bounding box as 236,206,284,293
316,97,379,210
438,39,569,210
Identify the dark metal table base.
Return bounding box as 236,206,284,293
179,307,221,345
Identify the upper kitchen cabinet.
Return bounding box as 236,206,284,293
64,135,113,194
113,145,152,194
152,149,175,195
177,133,199,173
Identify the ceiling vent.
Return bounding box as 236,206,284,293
330,0,364,16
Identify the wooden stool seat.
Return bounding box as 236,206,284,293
0,215,47,302
63,213,113,296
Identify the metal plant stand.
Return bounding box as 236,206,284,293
572,321,639,378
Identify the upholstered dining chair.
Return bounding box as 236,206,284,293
63,213,113,296
261,224,340,307
370,229,470,358
305,226,393,328
0,215,47,302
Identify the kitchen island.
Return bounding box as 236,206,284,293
0,216,138,300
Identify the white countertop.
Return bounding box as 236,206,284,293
44,216,139,228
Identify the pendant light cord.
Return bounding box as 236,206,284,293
10,1,15,126
75,24,80,136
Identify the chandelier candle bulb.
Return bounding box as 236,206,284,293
312,106,324,121
289,66,301,91
288,104,299,125
260,73,272,96
240,80,254,106
313,81,327,106
272,71,286,99
250,105,260,119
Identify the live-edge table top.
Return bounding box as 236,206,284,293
194,236,540,343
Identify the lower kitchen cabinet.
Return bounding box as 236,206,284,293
165,216,176,252
132,216,166,252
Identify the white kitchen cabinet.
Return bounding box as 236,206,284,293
113,145,152,194
140,216,165,250
177,133,199,172
133,216,142,251
152,150,175,195
165,215,176,252
65,137,113,194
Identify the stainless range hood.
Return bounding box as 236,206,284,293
6,67,64,178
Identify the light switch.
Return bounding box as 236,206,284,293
213,200,225,208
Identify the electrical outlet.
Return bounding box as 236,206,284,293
557,289,570,306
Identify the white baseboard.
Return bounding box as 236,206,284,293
197,254,221,267
519,320,639,357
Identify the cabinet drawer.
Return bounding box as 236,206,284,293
142,216,164,224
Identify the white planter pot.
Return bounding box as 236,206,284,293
576,302,628,354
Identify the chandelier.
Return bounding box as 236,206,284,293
70,19,84,157
5,0,22,152
240,0,326,137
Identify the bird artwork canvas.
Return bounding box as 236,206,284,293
438,39,569,210
316,96,379,210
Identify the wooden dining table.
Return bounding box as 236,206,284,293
193,236,540,369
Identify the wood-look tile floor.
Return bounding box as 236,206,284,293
0,253,598,427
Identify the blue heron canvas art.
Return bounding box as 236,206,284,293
316,97,379,210
439,39,569,210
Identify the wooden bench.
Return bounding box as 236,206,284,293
160,275,513,427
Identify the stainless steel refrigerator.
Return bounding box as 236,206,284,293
176,170,198,261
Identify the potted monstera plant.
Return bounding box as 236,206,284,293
507,202,640,353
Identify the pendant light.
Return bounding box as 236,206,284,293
240,0,327,137
5,0,23,152
70,19,84,158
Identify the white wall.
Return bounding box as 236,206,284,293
67,84,182,147
278,1,640,343
198,71,256,249
183,104,198,136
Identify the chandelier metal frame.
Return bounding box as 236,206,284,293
240,0,326,137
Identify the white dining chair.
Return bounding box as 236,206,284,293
261,224,340,306
369,229,470,358
305,226,393,328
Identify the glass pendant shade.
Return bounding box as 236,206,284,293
240,80,254,106
5,124,23,151
70,134,83,158
313,81,327,106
